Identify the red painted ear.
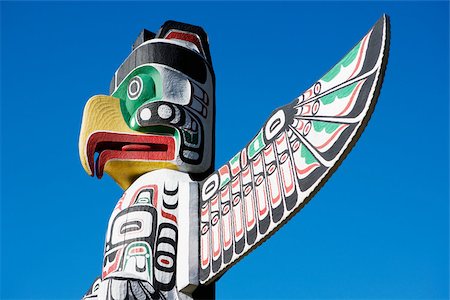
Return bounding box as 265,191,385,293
164,30,205,56
156,20,213,65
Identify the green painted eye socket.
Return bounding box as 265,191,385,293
113,66,162,127
125,74,156,115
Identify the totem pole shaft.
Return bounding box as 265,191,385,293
80,20,217,300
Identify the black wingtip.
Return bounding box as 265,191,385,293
381,13,391,65
381,14,391,40
374,13,389,32
383,14,391,34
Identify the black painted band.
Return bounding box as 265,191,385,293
113,42,209,93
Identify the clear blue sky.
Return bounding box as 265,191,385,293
1,2,448,299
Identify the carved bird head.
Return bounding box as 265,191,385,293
79,21,215,189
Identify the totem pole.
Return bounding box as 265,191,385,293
80,16,390,300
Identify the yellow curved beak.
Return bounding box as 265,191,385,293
79,95,136,176
78,95,177,190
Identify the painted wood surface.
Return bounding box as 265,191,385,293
80,16,390,299
199,15,390,284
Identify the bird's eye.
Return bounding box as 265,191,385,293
122,71,158,129
127,76,144,100
126,74,155,103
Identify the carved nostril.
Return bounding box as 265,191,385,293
158,104,172,119
140,108,152,121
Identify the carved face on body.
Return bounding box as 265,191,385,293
79,22,215,189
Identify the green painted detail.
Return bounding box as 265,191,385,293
128,122,180,140
136,198,150,204
320,82,358,105
247,131,266,159
126,74,155,114
124,242,152,279
136,195,151,204
321,41,361,83
300,144,318,164
312,121,340,134
229,152,240,166
184,131,199,145
112,66,162,126
131,124,176,135
220,177,230,189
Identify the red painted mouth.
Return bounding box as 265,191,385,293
86,132,176,178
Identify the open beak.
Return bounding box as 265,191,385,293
79,95,178,189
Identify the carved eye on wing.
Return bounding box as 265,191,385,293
199,15,390,284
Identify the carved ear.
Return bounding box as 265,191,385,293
156,20,213,65
132,29,156,50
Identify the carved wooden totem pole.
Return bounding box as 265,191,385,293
80,16,390,300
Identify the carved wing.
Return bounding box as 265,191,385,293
199,15,390,284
